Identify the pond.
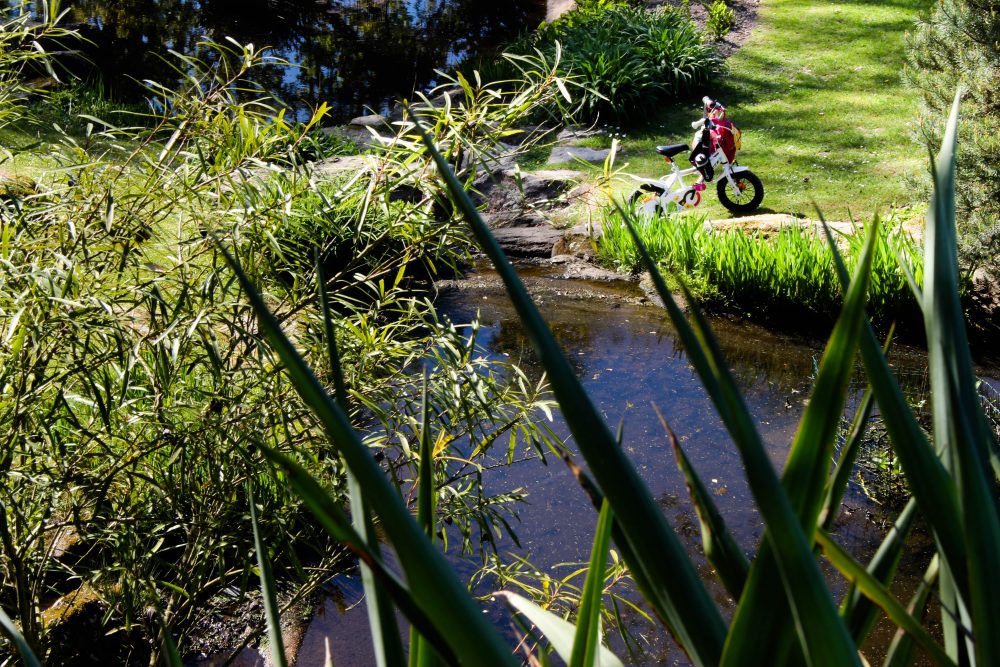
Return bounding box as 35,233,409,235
277,266,944,666
14,0,548,121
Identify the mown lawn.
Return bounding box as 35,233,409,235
593,0,933,221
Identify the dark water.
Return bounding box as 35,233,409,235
287,268,940,666
15,0,545,121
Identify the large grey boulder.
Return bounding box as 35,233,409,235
492,225,566,258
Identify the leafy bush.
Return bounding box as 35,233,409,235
0,24,569,662
906,0,1000,279
502,2,718,123
705,0,736,41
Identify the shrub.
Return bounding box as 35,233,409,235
906,0,1000,279
503,2,719,123
705,0,736,41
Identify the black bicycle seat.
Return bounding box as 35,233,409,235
655,144,688,158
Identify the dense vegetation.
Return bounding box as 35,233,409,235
144,94,998,667
0,16,574,661
499,0,718,123
907,0,1000,279
598,212,928,332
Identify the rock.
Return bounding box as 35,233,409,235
547,145,611,165
348,113,388,128
557,126,606,142
554,260,628,283
518,169,584,203
492,225,566,258
311,155,370,179
553,221,602,259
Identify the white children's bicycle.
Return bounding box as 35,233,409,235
626,97,764,215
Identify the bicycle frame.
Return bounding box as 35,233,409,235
625,146,752,216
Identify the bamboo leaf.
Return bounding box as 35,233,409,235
496,592,624,667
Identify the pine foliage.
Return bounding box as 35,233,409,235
906,0,1000,274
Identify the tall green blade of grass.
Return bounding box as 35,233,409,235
818,220,970,626
814,531,953,666
410,371,441,667
658,410,749,598
840,499,917,644
250,484,288,667
923,90,1000,667
220,245,517,667
418,125,727,666
884,556,940,667
318,259,405,667
569,498,615,667
258,447,459,664
0,607,41,667
717,219,880,665
620,201,867,667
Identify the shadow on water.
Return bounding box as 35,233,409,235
15,0,547,121
287,266,949,666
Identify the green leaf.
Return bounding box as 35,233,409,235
570,499,615,667
656,407,748,598
496,592,624,667
250,484,288,667
841,499,917,644
815,530,955,667
923,88,1000,667
417,118,727,665
884,555,939,667
0,607,41,667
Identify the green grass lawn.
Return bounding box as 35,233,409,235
596,0,932,221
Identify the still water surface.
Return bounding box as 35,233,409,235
16,0,547,120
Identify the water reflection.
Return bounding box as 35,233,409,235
17,0,545,120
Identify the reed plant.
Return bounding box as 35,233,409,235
599,211,928,331
186,90,1000,667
